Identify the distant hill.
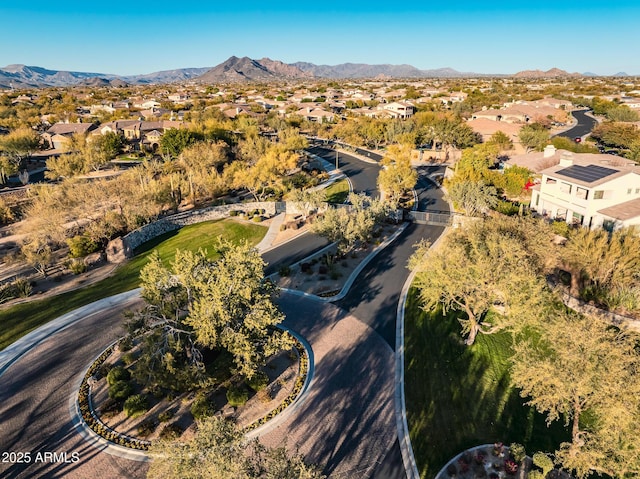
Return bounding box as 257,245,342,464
291,61,488,78
0,64,119,88
124,67,211,84
0,64,214,88
196,56,311,83
5,59,633,88
512,68,581,78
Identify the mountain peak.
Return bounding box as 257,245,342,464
196,56,311,83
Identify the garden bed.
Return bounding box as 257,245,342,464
78,329,309,449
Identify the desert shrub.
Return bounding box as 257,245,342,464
494,199,520,216
123,394,149,418
550,220,571,237
158,410,174,422
527,472,544,479
137,418,158,437
121,352,136,366
66,235,99,258
190,393,214,420
318,265,328,275
247,371,269,392
509,443,526,463
67,258,87,275
532,452,554,476
226,385,249,407
252,216,262,222
119,336,134,352
100,397,122,417
108,380,133,401
257,388,273,403
96,362,112,380
159,423,183,440
301,262,312,274
278,265,291,277
13,278,33,298
107,366,131,386
229,210,240,217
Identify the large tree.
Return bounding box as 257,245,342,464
511,310,640,478
560,227,640,309
0,127,40,170
377,143,418,205
133,243,291,382
518,124,550,153
445,180,498,216
311,192,389,254
160,128,202,159
147,416,324,479
230,144,299,201
410,216,555,345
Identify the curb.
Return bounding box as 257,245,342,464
395,221,450,478
246,325,315,439
271,222,408,303
69,340,150,461
0,289,142,378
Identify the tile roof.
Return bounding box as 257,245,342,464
598,197,640,221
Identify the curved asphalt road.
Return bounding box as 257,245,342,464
0,150,446,479
554,109,597,140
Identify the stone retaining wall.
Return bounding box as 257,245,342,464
562,293,640,333
108,202,277,261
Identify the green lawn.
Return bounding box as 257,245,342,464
404,288,569,478
0,219,267,351
323,179,350,204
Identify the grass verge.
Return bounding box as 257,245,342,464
404,288,569,478
323,179,350,204
0,219,266,351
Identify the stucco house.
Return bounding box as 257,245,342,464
380,101,415,119
528,148,640,230
42,122,98,150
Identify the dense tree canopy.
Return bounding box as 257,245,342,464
312,192,389,254
147,416,324,479
377,143,418,205
511,309,640,478
410,216,555,345
134,243,291,383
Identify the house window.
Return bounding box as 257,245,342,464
556,209,567,221
628,188,633,195
593,190,604,199
559,182,572,194
545,178,556,184
572,212,584,225
636,188,640,194
576,187,588,200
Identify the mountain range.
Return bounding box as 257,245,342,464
0,57,634,89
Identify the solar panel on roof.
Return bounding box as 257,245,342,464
556,164,618,183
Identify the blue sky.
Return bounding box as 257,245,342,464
2,1,639,76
